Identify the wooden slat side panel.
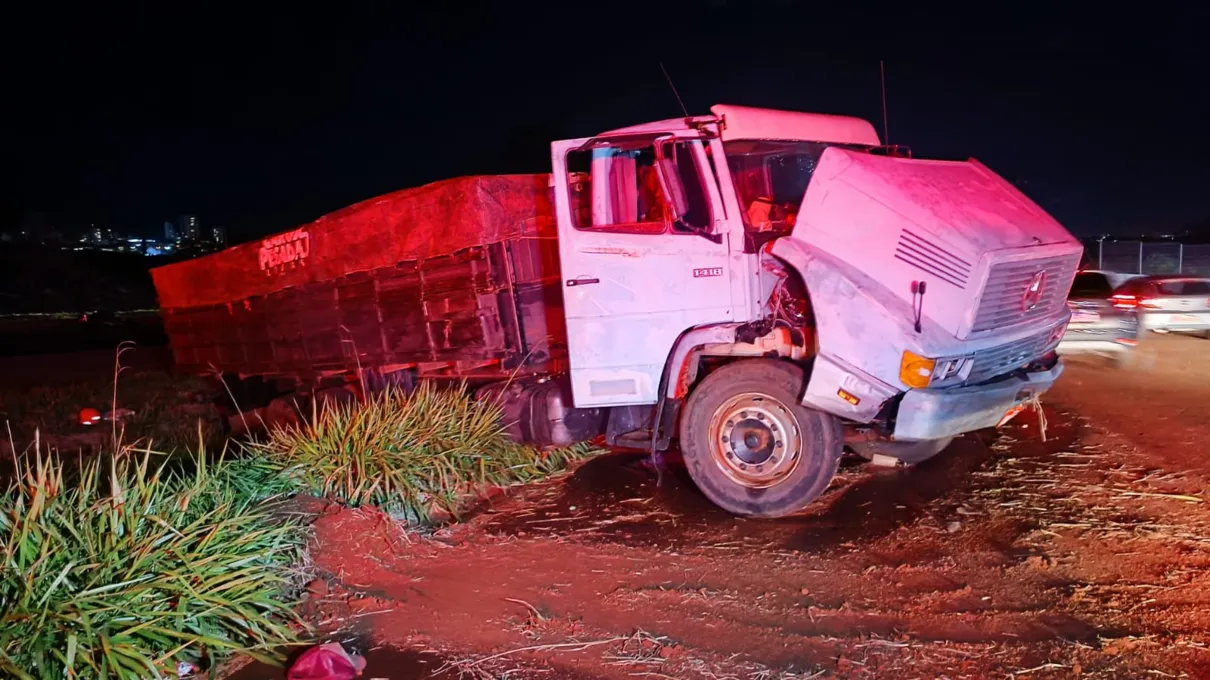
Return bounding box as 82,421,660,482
165,240,566,378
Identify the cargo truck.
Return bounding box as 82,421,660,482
151,104,1082,518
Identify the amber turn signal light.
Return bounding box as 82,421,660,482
900,350,936,389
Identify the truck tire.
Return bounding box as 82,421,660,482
678,359,842,518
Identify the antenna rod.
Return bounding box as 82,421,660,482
880,60,890,144
660,62,690,117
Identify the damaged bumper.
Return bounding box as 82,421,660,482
892,362,1064,441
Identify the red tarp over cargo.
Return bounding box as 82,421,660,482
151,174,556,310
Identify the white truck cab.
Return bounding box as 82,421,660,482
549,104,1081,517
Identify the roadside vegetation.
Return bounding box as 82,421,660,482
0,446,307,679
244,382,600,523
0,350,597,677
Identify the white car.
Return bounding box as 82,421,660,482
1112,275,1210,335
1057,270,1140,362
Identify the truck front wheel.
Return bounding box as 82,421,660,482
679,360,842,518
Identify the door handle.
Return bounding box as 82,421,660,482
566,277,600,287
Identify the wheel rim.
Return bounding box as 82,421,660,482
707,392,802,489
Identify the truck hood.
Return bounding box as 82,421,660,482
799,148,1074,251
783,148,1082,339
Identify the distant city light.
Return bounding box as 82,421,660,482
1,214,227,256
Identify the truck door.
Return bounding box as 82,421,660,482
551,134,733,408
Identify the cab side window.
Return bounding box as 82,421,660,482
565,139,712,234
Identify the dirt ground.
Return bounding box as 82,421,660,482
217,334,1210,679
4,335,1207,679
1049,333,1210,477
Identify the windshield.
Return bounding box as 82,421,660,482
1069,272,1113,299
724,140,871,235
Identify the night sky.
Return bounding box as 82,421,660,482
4,2,1209,242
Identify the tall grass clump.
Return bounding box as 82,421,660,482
0,447,309,679
244,383,599,522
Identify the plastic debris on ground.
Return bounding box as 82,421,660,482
287,642,367,680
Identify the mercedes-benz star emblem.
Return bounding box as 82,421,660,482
1022,270,1047,312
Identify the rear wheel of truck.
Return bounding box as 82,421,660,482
679,359,842,518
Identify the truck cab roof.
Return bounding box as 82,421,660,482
598,104,882,146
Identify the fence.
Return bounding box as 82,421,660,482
1086,241,1210,277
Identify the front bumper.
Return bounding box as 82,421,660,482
1059,317,1137,355
1141,312,1210,332
892,362,1063,441
1057,338,1133,355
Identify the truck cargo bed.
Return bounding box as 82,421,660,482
152,174,569,380
162,237,566,379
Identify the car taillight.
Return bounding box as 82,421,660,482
1140,298,1163,310
1111,294,1138,309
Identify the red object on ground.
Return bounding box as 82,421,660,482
286,643,366,680
78,407,102,426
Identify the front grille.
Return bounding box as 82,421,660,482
966,328,1059,384
971,253,1080,332
894,229,973,289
